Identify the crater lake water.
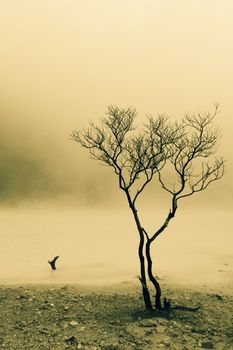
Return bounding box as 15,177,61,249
0,206,232,291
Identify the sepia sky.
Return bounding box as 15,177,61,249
0,0,232,208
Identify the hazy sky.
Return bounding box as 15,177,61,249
0,0,232,208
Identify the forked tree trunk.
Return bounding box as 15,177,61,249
145,240,163,310
138,241,152,311
127,195,153,311
143,205,177,310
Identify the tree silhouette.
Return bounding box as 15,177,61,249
71,105,225,311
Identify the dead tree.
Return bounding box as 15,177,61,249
70,105,225,311
48,256,59,270
142,105,225,309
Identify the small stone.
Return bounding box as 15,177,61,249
19,295,27,299
162,340,170,347
69,320,78,327
201,341,214,349
139,320,157,328
50,303,54,307
102,343,120,350
64,306,69,311
64,335,78,344
156,325,167,333
77,343,82,349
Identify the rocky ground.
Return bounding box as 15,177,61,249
0,283,232,350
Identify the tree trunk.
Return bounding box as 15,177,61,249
130,210,152,309
145,240,163,310
125,191,152,311
138,241,152,311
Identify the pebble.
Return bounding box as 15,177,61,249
201,341,214,349
19,295,27,299
139,320,157,328
102,342,120,350
69,320,78,327
156,325,167,333
64,336,78,344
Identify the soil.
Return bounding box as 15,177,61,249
0,283,232,350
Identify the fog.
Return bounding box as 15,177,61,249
0,207,232,292
0,1,232,287
0,102,231,208
0,0,233,207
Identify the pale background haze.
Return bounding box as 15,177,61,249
0,1,232,287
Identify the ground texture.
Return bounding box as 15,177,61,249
0,285,232,350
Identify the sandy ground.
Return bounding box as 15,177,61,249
0,281,232,350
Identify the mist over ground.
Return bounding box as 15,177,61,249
0,1,232,289
0,100,231,210
0,103,118,206
0,0,233,209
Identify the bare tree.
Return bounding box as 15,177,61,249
70,105,225,311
